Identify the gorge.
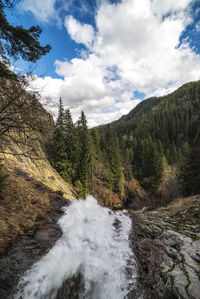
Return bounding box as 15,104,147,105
14,196,142,299
0,78,200,299
1,1,200,297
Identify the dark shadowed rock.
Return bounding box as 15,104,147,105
129,195,200,299
0,194,70,299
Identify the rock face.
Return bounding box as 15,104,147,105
0,194,69,299
0,87,75,201
0,84,75,254
124,178,152,210
129,195,200,299
0,189,199,298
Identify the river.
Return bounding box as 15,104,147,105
14,196,143,299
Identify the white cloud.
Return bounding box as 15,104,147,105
18,0,94,24
65,16,95,47
151,0,192,15
19,0,57,22
196,21,200,32
29,0,200,126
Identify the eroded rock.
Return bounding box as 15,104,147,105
129,195,200,299
0,195,69,299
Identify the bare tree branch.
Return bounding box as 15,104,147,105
0,75,55,159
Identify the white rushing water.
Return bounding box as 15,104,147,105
15,196,141,299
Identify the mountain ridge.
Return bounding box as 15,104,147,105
100,80,200,130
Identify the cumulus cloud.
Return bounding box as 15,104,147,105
151,0,192,15
19,0,58,22
196,21,200,32
65,16,95,47
29,0,200,126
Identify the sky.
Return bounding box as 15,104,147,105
6,0,200,127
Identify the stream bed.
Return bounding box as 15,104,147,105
11,196,142,299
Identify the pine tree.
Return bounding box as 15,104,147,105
0,0,51,77
50,129,71,183
124,147,133,180
90,128,100,158
64,108,81,182
77,111,92,196
103,126,124,197
50,99,71,183
56,98,65,131
180,130,200,195
74,180,85,198
151,146,164,193
90,128,101,188
64,108,74,131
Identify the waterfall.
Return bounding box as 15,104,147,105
14,196,142,299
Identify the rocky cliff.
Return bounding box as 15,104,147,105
130,195,200,298
0,80,75,253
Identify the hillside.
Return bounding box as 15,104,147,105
98,80,200,204
104,81,200,132
0,77,200,298
48,81,200,210
0,78,75,253
0,1,199,297
49,101,150,209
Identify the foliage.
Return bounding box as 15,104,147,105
77,111,92,196
52,81,200,201
100,80,200,197
0,0,51,76
56,98,65,131
180,131,200,195
50,103,93,197
51,101,125,199
0,1,52,157
0,77,53,157
74,180,85,198
100,125,124,197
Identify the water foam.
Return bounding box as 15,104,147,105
15,196,140,299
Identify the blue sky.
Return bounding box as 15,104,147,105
6,0,200,126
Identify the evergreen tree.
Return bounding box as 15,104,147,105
50,100,71,183
50,129,71,183
0,0,51,77
77,111,92,196
124,147,133,180
50,81,200,201
56,98,65,131
103,126,124,197
64,108,74,131
74,180,85,198
90,128,100,158
90,128,101,188
180,130,200,195
151,146,164,193
64,108,81,182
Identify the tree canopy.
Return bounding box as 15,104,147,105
100,80,200,197
0,0,51,76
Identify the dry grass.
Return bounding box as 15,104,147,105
167,195,199,210
0,169,65,253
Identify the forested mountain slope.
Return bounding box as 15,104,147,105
50,81,200,208
99,80,200,202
